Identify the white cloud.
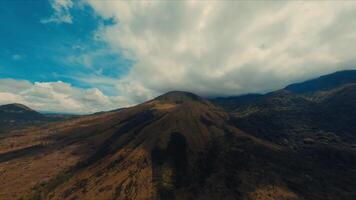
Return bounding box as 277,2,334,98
27,1,356,112
41,0,74,24
0,79,131,114
84,0,356,100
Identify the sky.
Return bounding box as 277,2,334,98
1,0,356,113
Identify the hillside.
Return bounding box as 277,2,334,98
285,70,356,94
0,91,355,200
230,84,356,148
0,103,45,120
0,103,47,133
211,94,263,111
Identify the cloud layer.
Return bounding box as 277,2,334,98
87,1,356,101
2,1,356,113
0,79,130,114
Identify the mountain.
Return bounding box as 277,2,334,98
213,70,356,112
210,70,356,147
229,84,356,147
211,94,263,111
313,84,356,137
0,103,44,120
0,103,47,133
285,70,356,94
1,91,355,200
0,104,76,134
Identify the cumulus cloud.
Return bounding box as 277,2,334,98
19,1,356,112
41,0,73,24
84,0,356,101
0,79,130,114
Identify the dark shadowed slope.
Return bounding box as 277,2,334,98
0,103,48,133
0,103,45,120
230,83,356,147
313,84,356,137
229,90,318,145
211,94,263,111
285,70,356,94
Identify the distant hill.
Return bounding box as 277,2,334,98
0,103,74,133
213,70,356,111
0,103,44,120
0,103,47,132
285,70,356,94
229,84,356,147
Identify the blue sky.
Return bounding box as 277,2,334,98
1,1,356,113
0,0,131,96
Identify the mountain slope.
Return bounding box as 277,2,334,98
213,70,356,112
0,103,45,120
285,70,356,94
0,103,47,133
314,84,356,138
230,84,356,148
31,91,279,200
0,91,351,200
229,90,318,145
211,94,263,111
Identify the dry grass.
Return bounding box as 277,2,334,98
149,101,177,110
0,145,81,200
249,185,299,200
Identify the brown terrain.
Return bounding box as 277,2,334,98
0,71,355,200
0,112,118,199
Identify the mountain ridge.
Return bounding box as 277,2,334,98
285,70,356,94
212,69,356,111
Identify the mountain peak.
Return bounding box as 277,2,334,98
0,103,34,112
154,91,204,103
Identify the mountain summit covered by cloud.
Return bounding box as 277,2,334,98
1,0,356,113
